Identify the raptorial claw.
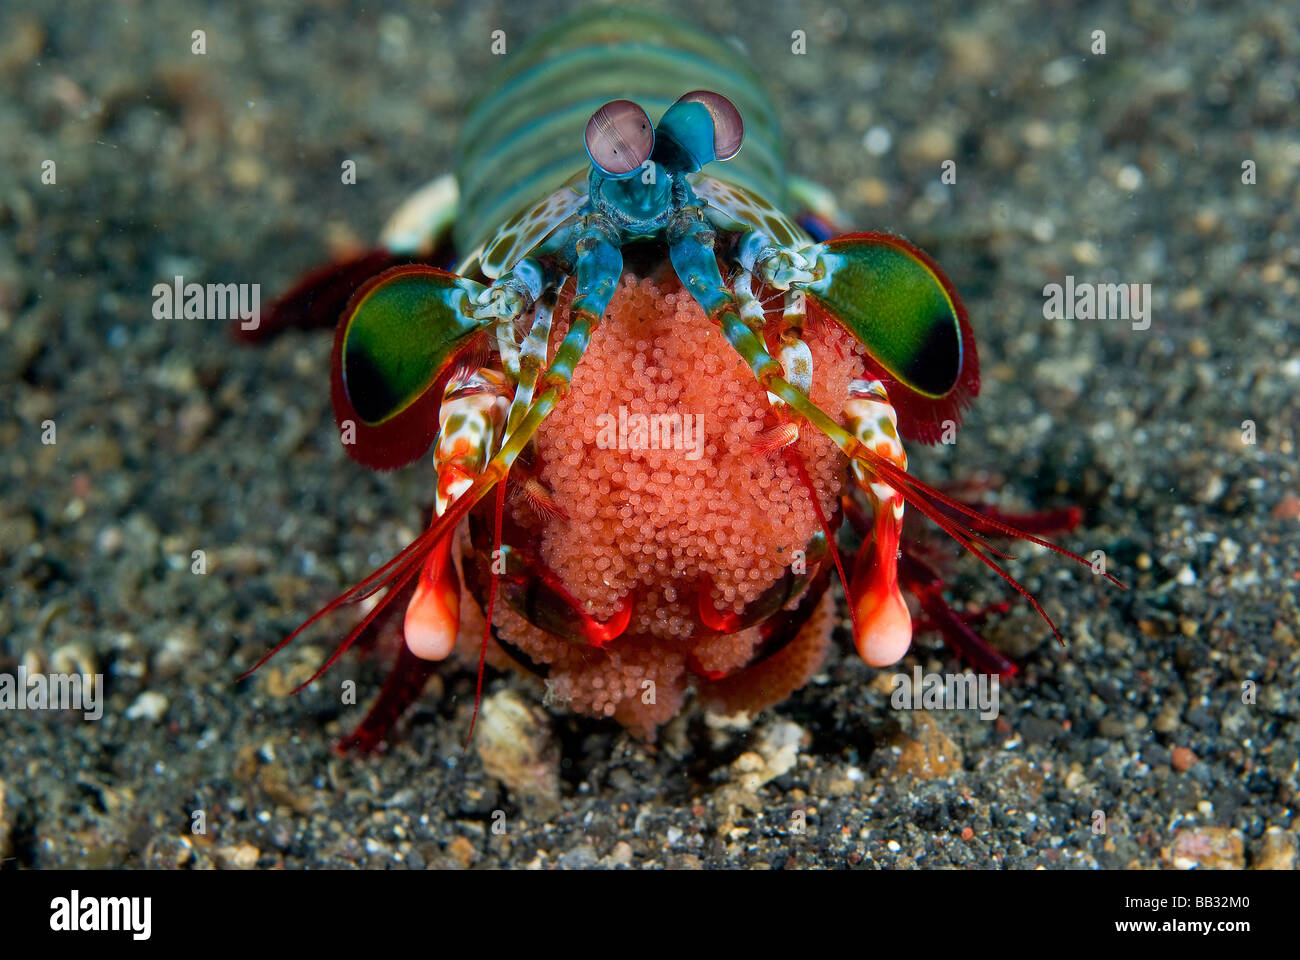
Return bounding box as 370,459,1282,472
404,532,461,661
850,502,913,667
843,381,913,666
474,279,531,322
474,255,550,324
755,247,814,290
332,265,491,469
800,232,967,400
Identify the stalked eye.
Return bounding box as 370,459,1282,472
584,100,654,178
674,90,743,161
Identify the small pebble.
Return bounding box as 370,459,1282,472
1171,746,1197,772
1252,828,1296,871
862,126,892,156
1116,164,1143,191
125,692,169,722
1169,828,1244,870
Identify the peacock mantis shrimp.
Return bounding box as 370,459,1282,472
242,9,1120,749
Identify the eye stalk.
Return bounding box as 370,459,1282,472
585,100,654,179
653,90,744,172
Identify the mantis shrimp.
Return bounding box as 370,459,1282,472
243,8,1119,749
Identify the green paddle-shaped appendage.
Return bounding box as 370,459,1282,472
341,266,488,425
805,233,966,399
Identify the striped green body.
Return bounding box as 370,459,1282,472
454,7,788,255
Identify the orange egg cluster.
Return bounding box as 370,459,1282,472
479,272,865,734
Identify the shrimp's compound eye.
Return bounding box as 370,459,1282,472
674,90,743,161
585,100,654,178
